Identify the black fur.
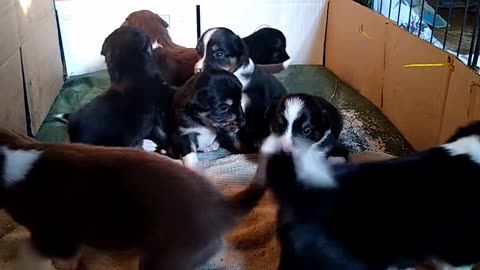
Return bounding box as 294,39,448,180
265,93,348,161
65,26,176,156
242,27,290,65
171,69,245,168
196,27,288,152
265,121,480,270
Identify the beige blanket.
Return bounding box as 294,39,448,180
0,152,395,270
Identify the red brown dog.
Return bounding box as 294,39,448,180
0,129,267,270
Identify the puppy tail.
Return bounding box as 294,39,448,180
223,155,268,219
53,113,70,124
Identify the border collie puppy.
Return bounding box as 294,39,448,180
194,27,288,152
260,121,480,270
171,69,245,170
242,27,290,65
57,26,176,156
120,9,173,48
0,128,266,270
265,93,348,162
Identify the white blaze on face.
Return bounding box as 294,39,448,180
1,147,42,186
282,97,305,142
442,135,480,164
194,28,218,73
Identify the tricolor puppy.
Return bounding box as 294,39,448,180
262,121,480,270
242,27,290,65
195,27,288,152
265,93,348,162
0,129,266,270
171,69,245,170
56,26,176,156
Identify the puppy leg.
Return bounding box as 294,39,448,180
30,232,81,270
202,140,220,152
174,133,203,173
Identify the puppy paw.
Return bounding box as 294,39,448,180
203,141,220,153
141,139,157,152
51,257,79,270
327,156,347,164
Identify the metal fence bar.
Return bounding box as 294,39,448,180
468,0,480,66
443,0,454,50
388,0,393,18
397,0,403,25
417,0,426,37
473,24,480,68
457,0,471,57
430,0,441,43
407,0,414,31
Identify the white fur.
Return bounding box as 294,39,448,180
180,126,217,152
282,58,292,69
260,134,293,155
141,139,157,152
241,93,251,112
194,28,217,73
182,152,200,169
234,58,255,90
2,147,42,186
260,134,336,188
283,96,305,140
152,40,162,49
292,138,336,188
442,135,480,164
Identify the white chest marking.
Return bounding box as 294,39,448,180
2,147,42,186
234,58,255,90
442,135,480,164
180,126,217,152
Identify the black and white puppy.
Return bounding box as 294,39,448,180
260,121,480,270
242,27,290,65
171,69,245,170
194,27,288,152
56,26,176,156
265,93,348,163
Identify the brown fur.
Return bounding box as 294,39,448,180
0,129,266,270
121,10,174,48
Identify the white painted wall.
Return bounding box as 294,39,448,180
55,0,328,77
199,0,328,65
55,0,198,76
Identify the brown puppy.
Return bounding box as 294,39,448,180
0,129,266,270
120,10,289,87
121,9,174,48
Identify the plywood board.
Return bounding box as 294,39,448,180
0,0,20,65
21,12,64,134
200,0,327,65
438,58,480,143
15,0,54,43
383,23,452,150
325,0,390,108
0,51,27,134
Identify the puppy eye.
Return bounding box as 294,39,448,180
219,105,229,113
214,51,224,58
302,127,312,136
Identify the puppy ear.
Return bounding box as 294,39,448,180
236,35,249,64
190,88,210,111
